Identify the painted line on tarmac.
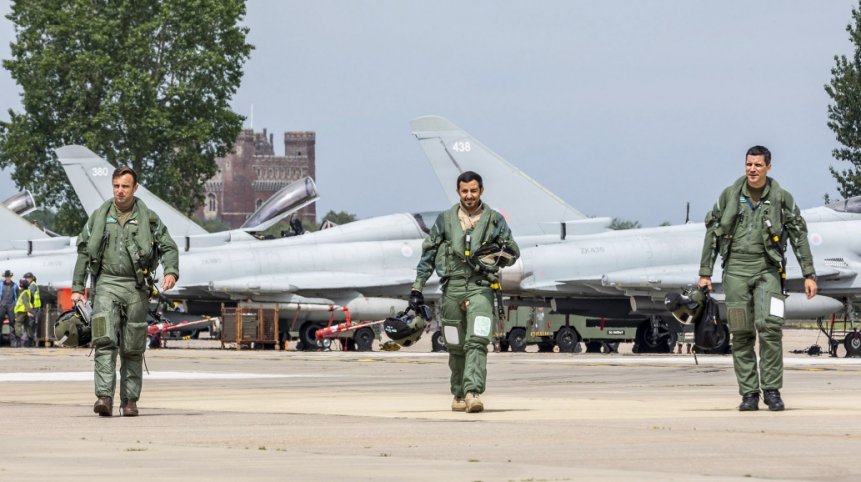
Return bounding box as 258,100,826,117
0,371,334,382
512,356,861,366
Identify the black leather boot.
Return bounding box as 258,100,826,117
763,389,785,411
738,392,759,411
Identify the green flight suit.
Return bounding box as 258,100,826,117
72,198,179,403
700,176,815,396
413,203,519,398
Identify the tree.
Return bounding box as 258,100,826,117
0,0,252,234
24,208,57,233
321,210,358,225
195,216,229,234
826,2,861,199
609,217,641,230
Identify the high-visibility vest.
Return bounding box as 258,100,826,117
30,283,41,309
14,289,31,313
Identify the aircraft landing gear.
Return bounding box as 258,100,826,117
845,331,861,358
633,317,675,354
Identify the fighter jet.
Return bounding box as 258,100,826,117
410,116,855,349
6,123,859,354
20,134,606,348
56,145,437,249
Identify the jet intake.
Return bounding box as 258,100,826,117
498,258,524,288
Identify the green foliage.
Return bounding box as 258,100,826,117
826,2,861,198
321,210,357,225
195,216,229,234
609,217,641,230
23,208,57,233
659,221,671,227
302,218,321,232
0,0,252,234
255,218,304,238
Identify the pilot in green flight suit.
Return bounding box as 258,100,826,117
699,146,817,412
71,166,179,417
411,171,520,413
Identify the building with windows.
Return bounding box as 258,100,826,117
198,129,316,229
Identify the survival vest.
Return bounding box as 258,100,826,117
706,176,793,269
83,198,162,289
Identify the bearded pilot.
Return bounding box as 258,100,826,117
410,171,519,413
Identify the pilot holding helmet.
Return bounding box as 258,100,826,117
699,146,816,412
410,171,519,413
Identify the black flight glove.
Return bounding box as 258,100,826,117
409,290,424,312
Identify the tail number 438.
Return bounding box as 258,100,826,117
451,141,471,152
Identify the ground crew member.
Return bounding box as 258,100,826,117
23,272,40,345
71,166,179,417
699,145,816,412
13,277,35,347
411,171,520,413
0,270,18,347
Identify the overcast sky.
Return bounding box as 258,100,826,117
0,0,857,226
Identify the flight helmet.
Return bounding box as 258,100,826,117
471,243,518,273
383,305,429,347
664,289,706,325
53,305,92,347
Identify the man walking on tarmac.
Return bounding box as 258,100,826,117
0,270,18,346
699,145,817,412
410,171,520,413
71,166,179,417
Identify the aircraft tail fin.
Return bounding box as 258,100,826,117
410,116,587,236
55,145,208,237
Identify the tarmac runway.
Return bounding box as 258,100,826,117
1,328,860,481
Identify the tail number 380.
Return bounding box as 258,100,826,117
91,167,111,176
